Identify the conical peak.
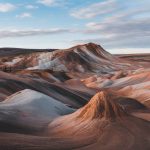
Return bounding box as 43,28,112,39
73,42,104,51
84,42,104,49
77,91,126,120
82,42,101,47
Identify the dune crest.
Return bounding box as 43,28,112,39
47,91,128,138
77,91,126,120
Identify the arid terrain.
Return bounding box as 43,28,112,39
0,43,150,150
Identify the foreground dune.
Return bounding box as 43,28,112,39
0,89,74,133
0,91,149,150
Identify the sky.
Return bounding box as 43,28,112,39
0,0,150,54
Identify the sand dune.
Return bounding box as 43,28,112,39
0,91,149,150
0,71,92,108
0,89,74,133
0,43,149,149
0,43,131,73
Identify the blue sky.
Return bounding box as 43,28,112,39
0,0,149,53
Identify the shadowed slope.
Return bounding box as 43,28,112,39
0,71,91,108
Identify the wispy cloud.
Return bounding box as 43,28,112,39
71,0,117,19
16,12,32,18
70,0,150,49
0,28,70,38
26,5,39,9
37,0,69,7
38,0,55,6
0,3,16,13
74,17,150,49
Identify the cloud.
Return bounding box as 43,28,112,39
38,0,55,6
26,5,39,9
72,33,150,50
0,3,16,13
71,0,117,19
73,18,150,49
37,0,71,7
0,28,70,38
16,12,32,18
71,0,150,50
37,0,69,7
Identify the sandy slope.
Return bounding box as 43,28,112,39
81,70,150,108
46,91,150,150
